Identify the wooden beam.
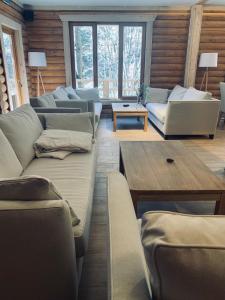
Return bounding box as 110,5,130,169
184,5,203,87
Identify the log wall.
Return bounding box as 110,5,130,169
196,10,225,97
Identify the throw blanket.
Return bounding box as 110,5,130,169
34,129,93,159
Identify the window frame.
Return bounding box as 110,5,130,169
69,21,146,100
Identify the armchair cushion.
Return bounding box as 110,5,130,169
45,112,93,134
75,88,100,101
37,94,57,108
0,129,23,178
53,87,70,100
65,86,81,100
145,87,168,103
142,211,225,300
0,175,80,226
0,104,43,169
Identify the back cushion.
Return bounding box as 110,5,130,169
0,104,43,169
142,211,225,300
75,88,100,101
65,86,81,100
53,87,70,100
182,87,210,100
37,94,56,108
45,112,93,134
168,85,187,101
0,129,23,178
145,87,168,103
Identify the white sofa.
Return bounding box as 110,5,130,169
146,86,220,139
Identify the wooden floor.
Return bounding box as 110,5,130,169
78,117,225,300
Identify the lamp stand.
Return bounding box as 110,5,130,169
36,67,46,97
200,67,209,91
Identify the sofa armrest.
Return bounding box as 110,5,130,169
0,199,77,300
164,99,220,135
55,100,88,112
33,107,81,114
107,172,151,300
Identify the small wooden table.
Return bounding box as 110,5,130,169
120,141,225,215
112,103,148,132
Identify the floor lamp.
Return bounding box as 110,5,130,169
28,52,47,96
199,53,218,91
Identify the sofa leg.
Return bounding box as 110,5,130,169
209,134,214,139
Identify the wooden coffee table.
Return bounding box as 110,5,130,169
112,103,148,132
120,141,225,215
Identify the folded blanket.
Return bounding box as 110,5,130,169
34,129,93,159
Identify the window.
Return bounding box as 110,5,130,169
70,22,146,99
2,26,22,108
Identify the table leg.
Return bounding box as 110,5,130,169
215,193,225,215
130,190,138,215
113,112,117,132
144,113,148,132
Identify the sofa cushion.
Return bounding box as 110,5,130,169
146,103,167,124
45,113,93,134
65,86,81,100
53,87,70,100
0,175,80,226
142,211,225,300
0,129,23,178
145,87,168,103
0,104,43,169
182,87,210,100
23,146,96,257
168,85,187,101
75,88,100,101
37,94,57,108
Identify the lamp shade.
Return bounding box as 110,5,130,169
28,52,47,67
199,53,218,68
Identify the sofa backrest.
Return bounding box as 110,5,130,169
0,129,23,178
0,104,43,169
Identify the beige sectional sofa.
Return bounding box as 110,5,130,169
0,104,96,300
146,85,220,139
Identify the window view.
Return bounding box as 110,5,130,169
71,23,145,99
73,26,94,88
122,26,143,97
97,25,119,99
2,29,21,109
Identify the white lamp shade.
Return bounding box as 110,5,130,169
28,52,47,67
199,53,218,68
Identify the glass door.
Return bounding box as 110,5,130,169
2,26,22,109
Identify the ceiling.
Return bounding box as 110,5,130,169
17,0,225,8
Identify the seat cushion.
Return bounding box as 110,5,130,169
23,146,97,257
142,211,225,300
0,104,43,169
0,129,22,178
146,103,167,124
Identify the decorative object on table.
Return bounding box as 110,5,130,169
136,83,146,105
28,52,47,97
199,52,218,91
166,158,174,163
123,104,130,107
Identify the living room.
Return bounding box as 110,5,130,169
0,0,225,299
